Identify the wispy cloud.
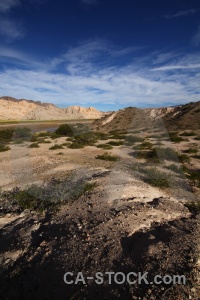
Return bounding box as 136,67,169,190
164,9,199,19
0,41,200,108
191,26,200,47
0,0,20,12
0,18,25,41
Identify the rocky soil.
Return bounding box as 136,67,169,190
0,128,200,299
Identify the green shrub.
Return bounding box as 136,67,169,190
194,136,200,141
68,142,84,149
49,144,64,150
13,127,32,139
74,132,97,145
0,128,14,142
107,140,124,146
96,152,119,161
179,131,196,136
125,135,143,144
165,164,183,174
168,132,186,143
185,201,200,214
182,148,198,154
29,143,39,148
139,167,171,189
55,124,74,136
178,154,190,163
0,144,10,152
96,144,113,150
135,148,159,162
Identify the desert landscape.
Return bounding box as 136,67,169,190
0,97,199,299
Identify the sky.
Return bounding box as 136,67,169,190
0,0,200,111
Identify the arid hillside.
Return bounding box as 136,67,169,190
93,101,200,132
0,97,104,120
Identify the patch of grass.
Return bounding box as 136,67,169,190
183,167,200,186
193,136,200,141
192,154,200,159
49,144,64,150
0,178,98,213
109,134,126,140
140,141,154,149
96,144,113,150
68,141,84,149
168,132,187,143
107,140,124,146
139,167,171,189
13,127,32,139
125,135,143,144
179,131,196,136
164,164,183,174
185,201,200,214
28,143,39,148
96,152,119,161
0,128,14,142
0,144,10,152
182,148,198,154
135,148,159,163
178,153,190,163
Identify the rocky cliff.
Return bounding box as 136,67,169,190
0,97,104,120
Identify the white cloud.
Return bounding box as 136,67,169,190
164,9,199,19
0,18,25,41
0,42,200,109
0,0,20,12
191,26,200,47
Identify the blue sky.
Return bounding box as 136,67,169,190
0,0,200,111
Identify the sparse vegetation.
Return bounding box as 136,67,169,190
182,148,198,154
96,152,119,161
96,144,113,150
165,164,183,175
68,141,84,149
179,131,196,136
168,131,187,143
185,201,200,214
0,144,10,152
139,167,172,189
0,177,97,212
55,124,74,136
49,144,64,150
107,140,123,146
29,143,40,148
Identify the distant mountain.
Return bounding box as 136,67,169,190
0,97,104,120
92,101,200,131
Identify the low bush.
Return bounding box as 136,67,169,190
139,167,171,189
178,153,190,163
13,127,32,139
107,140,124,146
96,144,113,150
55,124,74,136
96,152,119,161
185,201,200,214
168,132,186,143
182,148,198,154
165,164,183,174
179,131,196,136
49,144,64,150
29,143,39,148
0,128,14,142
68,142,84,149
0,144,10,152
